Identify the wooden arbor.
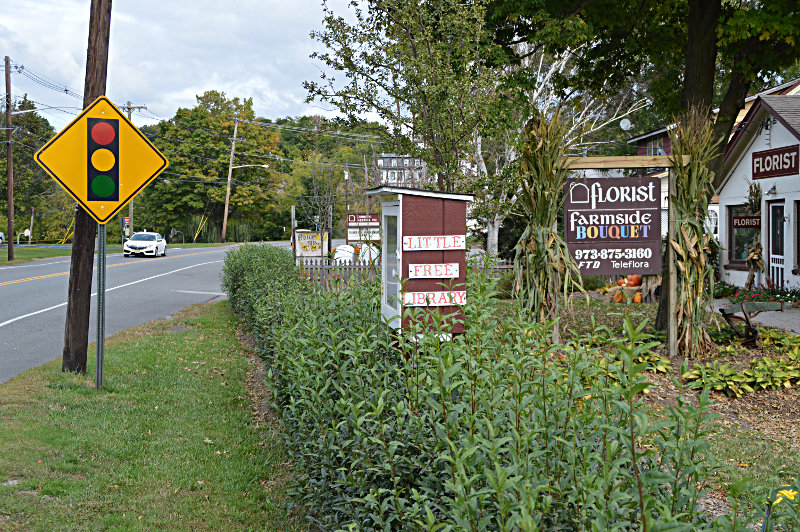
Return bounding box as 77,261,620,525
564,155,690,359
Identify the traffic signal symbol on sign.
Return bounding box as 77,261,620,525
87,118,119,201
33,96,168,225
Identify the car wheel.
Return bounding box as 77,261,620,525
163,246,167,256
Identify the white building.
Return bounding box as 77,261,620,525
719,95,800,288
373,154,430,188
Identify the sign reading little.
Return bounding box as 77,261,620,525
564,177,661,275
403,234,466,251
403,233,466,307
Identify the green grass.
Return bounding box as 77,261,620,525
0,301,302,531
0,246,75,264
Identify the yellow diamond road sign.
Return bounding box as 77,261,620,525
34,96,168,225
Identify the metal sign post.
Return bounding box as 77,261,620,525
96,223,106,389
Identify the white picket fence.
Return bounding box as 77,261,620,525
298,258,513,291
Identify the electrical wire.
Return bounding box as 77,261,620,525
10,63,83,100
234,117,385,144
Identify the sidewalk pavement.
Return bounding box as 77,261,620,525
713,299,800,334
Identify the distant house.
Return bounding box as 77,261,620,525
372,154,430,188
717,94,800,288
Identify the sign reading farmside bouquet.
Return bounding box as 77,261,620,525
564,177,662,275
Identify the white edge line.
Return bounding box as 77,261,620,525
0,260,223,329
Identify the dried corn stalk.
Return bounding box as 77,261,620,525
668,108,721,357
514,110,583,336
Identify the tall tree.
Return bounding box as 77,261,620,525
136,91,281,241
306,0,500,191
487,0,800,185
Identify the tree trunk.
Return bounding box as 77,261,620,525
656,0,720,331
486,215,502,256
62,0,112,373
682,0,721,111
709,61,755,189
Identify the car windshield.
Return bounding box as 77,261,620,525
130,234,156,241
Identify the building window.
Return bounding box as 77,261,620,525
728,204,760,263
647,137,664,156
391,159,397,167
377,159,384,167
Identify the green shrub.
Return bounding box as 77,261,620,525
580,274,607,292
224,247,800,530
221,244,308,357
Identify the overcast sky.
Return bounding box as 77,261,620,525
1,0,343,131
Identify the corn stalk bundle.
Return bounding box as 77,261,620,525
514,110,583,329
668,108,721,357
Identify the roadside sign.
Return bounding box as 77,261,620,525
124,216,130,226
564,176,662,276
34,96,168,225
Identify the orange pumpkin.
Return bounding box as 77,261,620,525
633,292,642,303
617,279,626,286
626,274,642,287
613,290,624,303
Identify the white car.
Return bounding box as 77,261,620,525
123,232,166,257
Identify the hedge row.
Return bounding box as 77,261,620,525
223,244,799,531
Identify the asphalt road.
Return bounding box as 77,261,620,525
0,243,247,384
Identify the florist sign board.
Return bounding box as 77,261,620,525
564,176,662,276
752,145,799,180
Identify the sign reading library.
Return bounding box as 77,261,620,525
564,176,661,275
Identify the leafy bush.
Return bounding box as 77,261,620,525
224,245,800,530
712,279,738,298
684,351,800,397
221,244,308,357
580,274,607,292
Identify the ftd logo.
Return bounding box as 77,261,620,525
87,118,119,201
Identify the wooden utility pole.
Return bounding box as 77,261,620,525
220,118,240,243
5,55,14,261
121,100,146,236
62,0,112,373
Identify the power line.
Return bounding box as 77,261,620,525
234,116,385,144
10,62,83,100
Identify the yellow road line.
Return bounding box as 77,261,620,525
0,248,228,288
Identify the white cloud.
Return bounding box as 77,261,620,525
0,0,346,131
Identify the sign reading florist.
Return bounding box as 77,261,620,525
564,177,662,275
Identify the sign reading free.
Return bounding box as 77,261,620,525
564,177,662,275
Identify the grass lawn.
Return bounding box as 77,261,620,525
0,301,302,530
0,242,231,266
